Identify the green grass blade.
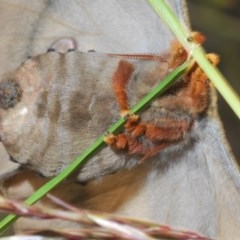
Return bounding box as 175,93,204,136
148,0,240,119
0,61,189,234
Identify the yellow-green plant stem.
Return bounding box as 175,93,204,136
148,0,240,119
0,61,189,235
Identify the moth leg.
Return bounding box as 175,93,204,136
103,114,141,153
168,40,189,69
105,127,184,164
105,116,193,163
104,131,171,163
137,117,194,162
125,116,193,142
104,133,128,150
112,60,135,118
184,53,220,114
104,133,149,157
146,118,193,142
104,61,138,150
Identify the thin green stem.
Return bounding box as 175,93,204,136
0,61,189,235
148,0,240,119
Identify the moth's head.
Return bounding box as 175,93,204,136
0,76,22,109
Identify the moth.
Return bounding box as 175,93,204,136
0,34,218,179
1,1,240,238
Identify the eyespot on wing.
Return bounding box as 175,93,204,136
0,77,22,109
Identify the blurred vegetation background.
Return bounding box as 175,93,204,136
188,0,240,164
